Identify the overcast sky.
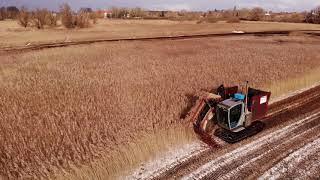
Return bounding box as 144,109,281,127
1,0,319,12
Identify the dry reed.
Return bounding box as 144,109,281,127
0,35,319,179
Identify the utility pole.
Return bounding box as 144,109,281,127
233,6,237,16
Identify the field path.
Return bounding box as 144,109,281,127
183,112,320,179
1,30,320,54
259,137,320,179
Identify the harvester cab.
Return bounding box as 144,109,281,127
215,82,271,143
216,97,246,132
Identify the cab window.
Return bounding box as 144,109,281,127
229,104,242,128
217,106,228,128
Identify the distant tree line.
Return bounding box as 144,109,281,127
0,6,20,20
104,6,320,24
108,7,145,18
0,4,319,29
0,4,98,29
15,7,60,29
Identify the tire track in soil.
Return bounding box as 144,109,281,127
211,118,320,180
259,138,320,180
283,151,320,179
184,112,320,180
154,85,320,180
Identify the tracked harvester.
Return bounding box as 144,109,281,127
191,82,271,144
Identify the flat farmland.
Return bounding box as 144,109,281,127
0,34,320,179
1,19,320,48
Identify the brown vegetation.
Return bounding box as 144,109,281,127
226,16,241,23
16,7,56,29
89,12,98,24
0,35,320,179
6,6,20,19
17,6,30,28
46,12,58,27
32,8,49,29
130,7,146,18
249,7,265,21
110,7,129,18
60,3,75,28
275,13,305,23
60,4,92,28
0,7,6,20
197,16,218,24
74,13,90,28
305,6,320,24
108,7,148,19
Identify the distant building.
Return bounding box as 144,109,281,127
104,10,112,18
96,10,112,18
264,11,272,21
79,8,93,13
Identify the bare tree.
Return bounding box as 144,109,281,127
249,7,264,21
33,8,48,29
130,7,145,18
7,6,19,19
305,12,313,23
89,12,98,24
312,6,320,24
74,12,90,28
0,7,6,20
60,3,74,28
46,12,58,27
305,6,320,24
238,8,251,20
18,6,30,28
111,7,129,18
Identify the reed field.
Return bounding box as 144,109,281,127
0,34,320,179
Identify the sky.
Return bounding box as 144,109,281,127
1,0,319,12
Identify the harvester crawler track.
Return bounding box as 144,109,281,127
214,121,265,144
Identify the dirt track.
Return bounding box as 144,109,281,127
152,85,320,180
1,30,319,54
259,137,320,179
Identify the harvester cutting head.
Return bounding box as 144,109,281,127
187,92,222,146
192,93,221,133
